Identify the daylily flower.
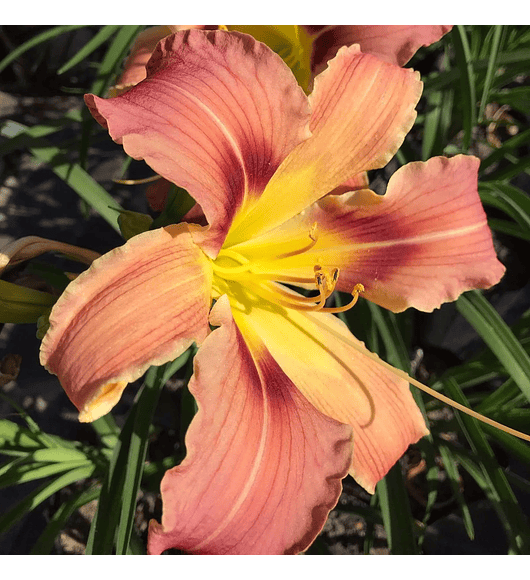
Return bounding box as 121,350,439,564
39,30,504,554
113,25,452,95
110,25,452,214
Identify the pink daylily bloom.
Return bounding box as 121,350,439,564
114,25,451,212
40,30,504,554
114,25,452,95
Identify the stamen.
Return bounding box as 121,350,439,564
276,222,319,259
113,175,161,185
313,264,340,309
312,316,530,443
321,283,365,314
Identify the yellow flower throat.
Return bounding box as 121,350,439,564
210,223,364,314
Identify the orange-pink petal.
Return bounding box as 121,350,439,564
233,155,505,313
111,26,223,96
232,297,428,493
86,29,311,257
40,223,212,422
147,296,353,554
225,43,422,245
307,25,453,76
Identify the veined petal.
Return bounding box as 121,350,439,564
307,25,453,76
40,223,212,422
232,297,428,493
110,26,176,95
86,29,311,257
225,43,422,245
111,26,219,96
233,155,505,313
148,296,353,555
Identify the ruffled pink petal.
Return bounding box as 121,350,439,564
40,223,212,422
111,26,176,94
225,43,422,245
232,296,428,493
307,25,453,76
147,296,353,555
234,155,505,313
86,29,311,257
112,26,216,95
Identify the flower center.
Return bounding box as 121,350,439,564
210,224,363,314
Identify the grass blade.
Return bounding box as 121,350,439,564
57,25,121,75
456,291,530,404
478,26,505,122
442,377,530,553
0,465,96,538
0,26,86,74
30,485,101,554
452,26,477,152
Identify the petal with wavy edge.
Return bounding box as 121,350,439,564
40,223,212,422
233,155,505,313
231,297,428,493
86,30,311,257
225,43,422,245
307,25,453,76
111,26,177,95
111,26,219,96
147,296,353,554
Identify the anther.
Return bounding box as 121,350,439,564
320,283,364,313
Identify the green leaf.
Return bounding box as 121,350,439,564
489,86,530,116
480,128,530,174
456,291,530,404
487,219,530,241
0,465,96,539
0,280,56,323
442,377,530,553
0,458,90,490
479,181,530,232
376,464,419,554
438,444,475,539
0,26,86,74
30,145,123,232
57,25,121,75
30,485,101,554
452,26,477,152
77,25,144,173
478,26,505,122
1,120,123,231
87,349,191,555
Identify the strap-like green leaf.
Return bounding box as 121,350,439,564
0,280,56,324
457,291,530,404
57,25,121,75
0,465,96,539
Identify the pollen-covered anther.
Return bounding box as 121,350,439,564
313,264,339,307
321,282,365,314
